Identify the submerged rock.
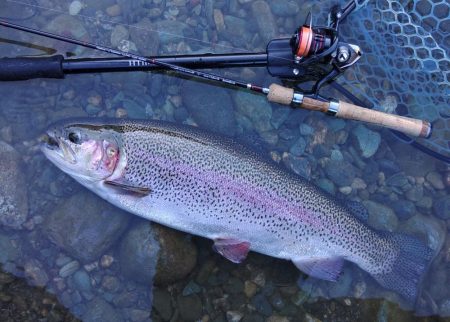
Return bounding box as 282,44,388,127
234,90,273,134
352,125,381,158
324,159,358,187
363,200,398,232
83,297,122,322
42,191,130,263
130,18,160,56
433,196,450,220
182,81,237,136
119,222,197,286
0,141,28,229
251,1,277,44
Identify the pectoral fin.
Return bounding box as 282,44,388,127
213,238,250,263
292,257,344,281
104,179,151,196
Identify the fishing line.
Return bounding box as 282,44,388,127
4,0,256,55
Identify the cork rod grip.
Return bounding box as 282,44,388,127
337,101,432,138
267,84,293,105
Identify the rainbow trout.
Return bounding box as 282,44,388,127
40,118,433,304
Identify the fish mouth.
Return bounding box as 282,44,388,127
40,132,76,164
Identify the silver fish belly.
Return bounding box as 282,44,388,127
41,118,433,305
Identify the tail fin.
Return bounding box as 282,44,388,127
372,233,434,307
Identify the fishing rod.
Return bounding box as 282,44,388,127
0,1,432,139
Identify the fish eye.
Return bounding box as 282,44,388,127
68,131,81,144
106,146,117,157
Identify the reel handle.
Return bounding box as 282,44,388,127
267,84,432,138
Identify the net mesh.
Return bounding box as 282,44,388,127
320,0,450,160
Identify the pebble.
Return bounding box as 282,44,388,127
351,177,367,190
83,297,122,322
269,0,299,16
106,4,121,17
182,81,237,136
59,260,80,278
267,316,289,322
352,124,381,158
426,171,445,190
100,255,114,268
234,90,273,134
152,289,173,320
391,199,416,220
251,1,277,43
177,294,203,321
0,141,28,229
24,259,49,287
363,200,398,232
101,275,121,293
325,159,358,187
405,185,424,202
182,280,201,296
339,186,352,195
72,270,91,292
43,191,130,263
111,25,130,48
69,1,84,15
214,9,225,32
433,196,450,220
252,272,266,287
244,280,258,298
227,310,244,322
251,293,273,316
289,137,307,156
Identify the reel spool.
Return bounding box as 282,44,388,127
290,25,334,60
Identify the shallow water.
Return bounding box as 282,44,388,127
0,0,449,321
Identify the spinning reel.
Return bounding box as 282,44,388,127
266,2,361,98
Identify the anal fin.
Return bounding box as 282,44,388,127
213,238,250,263
292,257,345,282
104,179,151,196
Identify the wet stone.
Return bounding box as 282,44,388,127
352,124,381,158
269,0,299,16
289,137,307,157
182,280,202,296
113,290,139,308
72,270,91,293
0,141,28,229
251,293,273,316
404,185,424,202
126,308,150,322
178,294,203,321
101,275,121,293
24,259,49,287
152,288,173,320
182,81,237,136
59,260,80,278
433,196,450,220
363,200,398,232
130,18,160,56
227,310,244,322
83,297,122,322
234,90,273,134
43,191,130,263
325,159,358,187
244,280,258,298
269,292,285,310
224,277,244,294
391,199,416,221
0,233,21,264
251,1,277,43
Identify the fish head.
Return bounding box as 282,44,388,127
40,121,121,183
